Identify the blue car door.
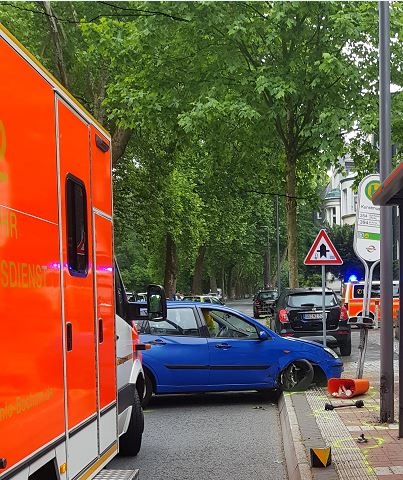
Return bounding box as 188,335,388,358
202,308,277,388
140,306,209,393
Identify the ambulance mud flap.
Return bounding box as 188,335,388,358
93,470,139,479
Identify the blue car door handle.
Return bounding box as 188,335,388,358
147,339,167,345
215,343,231,349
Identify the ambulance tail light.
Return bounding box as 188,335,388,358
130,323,151,356
131,323,140,358
134,343,151,351
339,305,348,321
279,309,289,324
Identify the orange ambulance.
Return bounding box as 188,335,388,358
342,279,399,324
0,24,165,480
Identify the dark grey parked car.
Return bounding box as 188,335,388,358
253,290,278,318
271,287,351,356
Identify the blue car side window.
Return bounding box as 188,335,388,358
148,308,200,337
202,309,259,339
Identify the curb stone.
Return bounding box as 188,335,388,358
279,393,313,480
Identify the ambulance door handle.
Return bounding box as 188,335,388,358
66,322,73,351
99,318,104,343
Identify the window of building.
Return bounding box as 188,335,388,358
332,207,337,225
342,189,347,215
66,176,88,276
353,193,358,212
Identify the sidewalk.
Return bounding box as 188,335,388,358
280,329,402,480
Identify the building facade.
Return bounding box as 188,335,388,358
323,155,357,227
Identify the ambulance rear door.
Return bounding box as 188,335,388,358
89,125,117,455
56,96,101,478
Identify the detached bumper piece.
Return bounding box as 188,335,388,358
94,470,139,479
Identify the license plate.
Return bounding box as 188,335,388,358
304,313,323,320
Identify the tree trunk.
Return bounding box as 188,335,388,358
41,1,69,88
271,246,288,289
163,232,178,299
227,266,235,299
235,278,242,299
286,151,299,288
92,79,107,124
192,245,206,294
209,276,217,293
112,127,133,167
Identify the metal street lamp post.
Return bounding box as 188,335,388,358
262,225,271,288
276,195,281,294
379,0,394,423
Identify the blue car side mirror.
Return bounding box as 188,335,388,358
258,330,269,340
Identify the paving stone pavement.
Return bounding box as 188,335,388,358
280,329,403,480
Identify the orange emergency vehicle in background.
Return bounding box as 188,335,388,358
0,25,166,480
342,280,399,324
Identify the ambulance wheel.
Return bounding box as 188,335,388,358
119,388,144,456
142,371,153,408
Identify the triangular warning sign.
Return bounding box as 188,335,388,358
304,229,343,265
310,447,332,467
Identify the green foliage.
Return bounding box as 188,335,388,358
304,274,322,288
2,1,401,295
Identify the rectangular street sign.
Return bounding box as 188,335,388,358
354,174,381,263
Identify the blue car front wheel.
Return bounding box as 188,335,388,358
279,359,314,392
142,371,153,408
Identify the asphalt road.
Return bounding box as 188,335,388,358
227,298,255,318
110,392,286,480
108,298,287,480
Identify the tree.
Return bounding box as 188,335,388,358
168,2,379,286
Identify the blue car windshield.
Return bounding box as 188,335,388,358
287,293,337,308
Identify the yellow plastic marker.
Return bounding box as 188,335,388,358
310,447,332,467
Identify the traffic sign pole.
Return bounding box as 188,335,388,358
322,265,326,347
304,230,342,350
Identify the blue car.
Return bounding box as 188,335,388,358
134,302,343,406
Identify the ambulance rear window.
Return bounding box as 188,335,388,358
66,176,88,276
353,283,399,298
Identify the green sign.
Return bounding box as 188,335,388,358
365,180,380,200
357,231,381,241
